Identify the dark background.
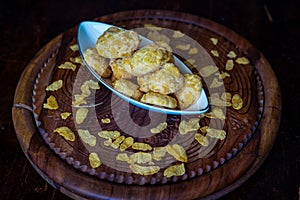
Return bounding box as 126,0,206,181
0,0,299,199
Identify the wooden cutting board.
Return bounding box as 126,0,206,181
12,10,281,199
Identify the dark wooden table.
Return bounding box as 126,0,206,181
1,0,299,199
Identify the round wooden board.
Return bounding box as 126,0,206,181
12,10,281,199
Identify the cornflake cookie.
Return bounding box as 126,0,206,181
113,78,143,100
175,74,202,109
128,42,173,76
137,63,184,94
83,48,112,78
96,27,139,59
141,92,177,109
109,58,133,80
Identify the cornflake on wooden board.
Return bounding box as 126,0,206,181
53,126,75,141
210,50,219,57
70,44,79,52
43,95,59,110
78,129,96,147
132,142,152,151
199,65,218,77
75,108,89,124
195,133,209,146
236,57,250,64
227,50,237,59
119,137,134,151
150,122,167,134
225,59,234,71
101,118,111,124
70,56,83,65
58,61,77,71
166,144,188,162
129,163,160,176
172,30,185,38
46,80,63,91
231,94,243,110
60,112,71,120
89,152,102,168
163,163,185,178
188,47,198,55
176,44,191,51
98,130,120,139
210,37,218,45
179,118,200,135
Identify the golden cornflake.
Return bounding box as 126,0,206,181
176,44,191,51
130,152,153,164
75,108,89,124
195,133,209,146
188,47,198,55
84,80,100,90
43,95,59,110
72,80,100,106
210,78,223,88
132,142,152,151
116,153,130,163
210,50,219,57
120,137,134,151
111,136,125,149
103,138,112,146
225,59,234,71
78,129,96,146
212,107,226,120
183,59,196,69
150,122,168,134
46,80,63,91
98,130,120,140
54,126,75,141
58,61,77,71
199,126,209,133
173,30,185,38
209,93,232,107
199,65,218,77
146,31,170,44
218,72,230,79
166,144,188,162
152,147,167,161
80,84,91,97
70,44,79,52
179,118,200,135
60,112,71,120
163,163,185,178
89,152,102,168
221,92,232,102
73,94,87,106
186,59,196,65
206,128,226,140
70,56,83,65
232,94,243,110
101,118,111,124
129,163,160,175
227,51,237,59
144,23,162,31
235,57,250,64
210,37,218,45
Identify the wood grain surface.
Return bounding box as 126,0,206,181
12,10,281,199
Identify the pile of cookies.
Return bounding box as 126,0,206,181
83,27,202,109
